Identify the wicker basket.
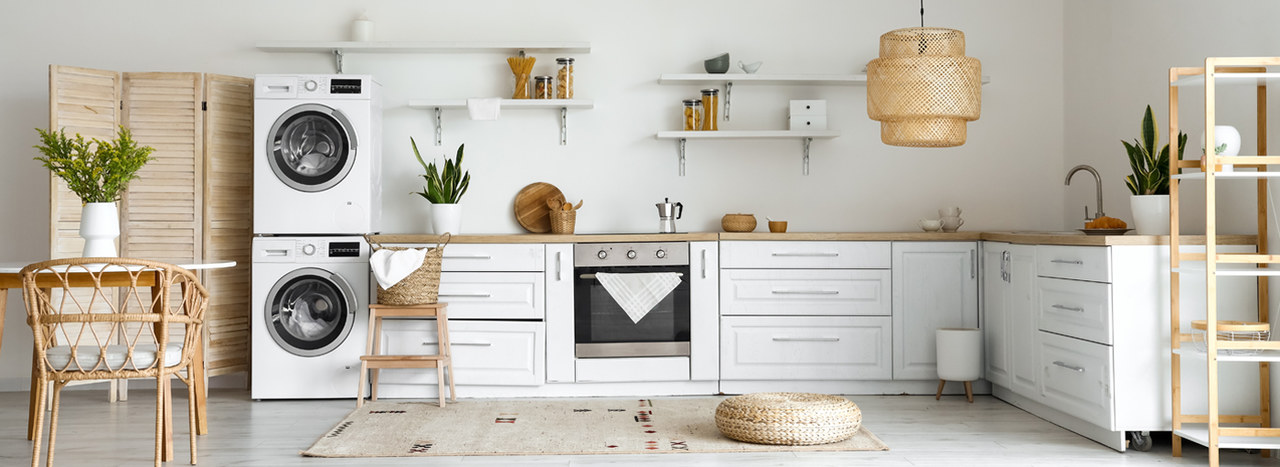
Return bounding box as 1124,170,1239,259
550,210,576,234
1191,320,1270,355
721,213,757,232
365,233,451,305
715,392,862,446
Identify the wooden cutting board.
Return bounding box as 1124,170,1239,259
513,182,564,233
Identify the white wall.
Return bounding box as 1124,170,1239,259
0,0,1065,391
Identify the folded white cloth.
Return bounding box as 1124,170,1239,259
467,97,502,120
595,272,682,324
369,247,429,290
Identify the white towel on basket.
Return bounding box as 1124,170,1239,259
369,247,429,290
467,97,502,120
595,272,683,324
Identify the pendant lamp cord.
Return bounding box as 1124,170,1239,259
920,0,925,27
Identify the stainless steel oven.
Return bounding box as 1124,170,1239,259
573,242,690,358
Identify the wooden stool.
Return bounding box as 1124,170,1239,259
357,303,455,408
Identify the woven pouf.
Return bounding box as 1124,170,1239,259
715,392,862,445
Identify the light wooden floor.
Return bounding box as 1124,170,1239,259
2,388,1276,466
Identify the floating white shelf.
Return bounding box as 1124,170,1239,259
1172,72,1280,87
408,99,594,146
658,74,867,85
255,40,590,73
655,130,841,176
1173,347,1280,363
1175,425,1280,450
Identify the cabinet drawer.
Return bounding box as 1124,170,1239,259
441,243,545,272
377,320,544,386
1039,331,1114,429
576,357,690,383
1037,245,1110,282
720,316,892,380
1037,277,1112,344
720,269,891,316
438,272,543,319
720,241,891,269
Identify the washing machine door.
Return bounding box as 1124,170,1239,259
266,103,357,193
264,267,356,357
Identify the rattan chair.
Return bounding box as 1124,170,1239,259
21,258,209,467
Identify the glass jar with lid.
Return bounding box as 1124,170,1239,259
556,58,575,98
682,99,703,131
534,76,554,99
700,88,719,131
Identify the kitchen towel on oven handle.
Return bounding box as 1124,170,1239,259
594,272,682,323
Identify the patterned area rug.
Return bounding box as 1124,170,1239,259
302,397,888,457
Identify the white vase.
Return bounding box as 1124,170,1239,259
80,202,120,257
1130,194,1170,236
1199,125,1242,172
431,203,462,235
935,328,982,382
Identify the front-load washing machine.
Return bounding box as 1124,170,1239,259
251,236,369,399
254,74,381,235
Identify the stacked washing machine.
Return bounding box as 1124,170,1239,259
250,74,381,399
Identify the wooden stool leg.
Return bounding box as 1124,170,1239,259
358,311,378,408
438,308,455,403
436,312,447,408
370,313,383,402
936,379,946,400
964,381,974,403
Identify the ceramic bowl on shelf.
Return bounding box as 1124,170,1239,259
704,53,730,74
738,60,762,74
768,220,788,233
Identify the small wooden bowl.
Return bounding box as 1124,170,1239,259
722,213,757,232
768,221,788,233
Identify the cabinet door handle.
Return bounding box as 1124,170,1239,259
970,249,976,279
438,292,492,298
771,252,839,257
772,337,840,342
444,254,492,260
1052,361,1085,373
701,249,707,279
1051,304,1085,312
1001,250,1011,283
1050,259,1084,265
556,251,563,281
771,290,839,295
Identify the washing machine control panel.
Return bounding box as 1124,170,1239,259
328,241,361,257
301,244,317,256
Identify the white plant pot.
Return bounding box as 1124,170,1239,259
431,203,462,235
1130,194,1170,236
80,202,120,257
936,328,981,382
1199,125,1242,172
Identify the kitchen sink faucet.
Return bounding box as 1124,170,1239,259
1065,164,1105,221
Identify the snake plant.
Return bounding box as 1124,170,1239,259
412,139,470,204
1123,105,1186,196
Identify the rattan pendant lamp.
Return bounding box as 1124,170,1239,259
866,1,981,147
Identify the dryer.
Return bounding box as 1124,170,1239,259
254,74,381,235
251,236,369,399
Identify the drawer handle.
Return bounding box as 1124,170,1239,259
1050,259,1084,265
1052,361,1085,373
771,290,839,295
772,337,840,342
771,252,840,257
444,254,492,260
1051,304,1085,313
439,292,492,298
451,342,493,347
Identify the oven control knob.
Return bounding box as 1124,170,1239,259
301,244,316,256
303,79,319,92
655,249,666,259
627,250,637,259
597,250,608,260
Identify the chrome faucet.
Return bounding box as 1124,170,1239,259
1065,165,1105,221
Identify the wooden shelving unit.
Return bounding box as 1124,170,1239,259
1168,57,1280,466
654,130,840,176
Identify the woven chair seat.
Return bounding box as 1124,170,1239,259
715,392,862,445
46,344,184,371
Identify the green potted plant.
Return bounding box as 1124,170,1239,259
34,126,154,256
1123,105,1186,235
413,139,470,234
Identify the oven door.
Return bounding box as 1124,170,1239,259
574,265,691,358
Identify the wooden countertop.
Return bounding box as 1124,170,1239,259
370,231,1257,246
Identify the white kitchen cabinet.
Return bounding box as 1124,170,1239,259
1039,330,1114,429
375,320,545,387
720,316,892,380
720,241,891,269
981,242,1038,398
720,269,891,317
441,243,545,272
689,241,720,381
544,243,574,383
890,242,978,380
437,272,544,319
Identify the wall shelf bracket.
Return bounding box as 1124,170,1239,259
434,107,443,146
560,107,568,145
678,138,687,176
724,81,733,121
802,137,812,175
332,49,345,74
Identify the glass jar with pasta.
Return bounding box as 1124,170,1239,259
556,57,575,98
534,76,553,99
682,99,703,131
700,88,719,131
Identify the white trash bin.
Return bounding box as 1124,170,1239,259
935,327,982,402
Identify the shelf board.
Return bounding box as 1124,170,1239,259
655,130,840,140
1175,425,1280,450
1173,348,1280,363
657,73,991,85
1172,265,1279,276
1172,72,1280,87
257,41,591,54
1173,169,1280,180
407,99,594,110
